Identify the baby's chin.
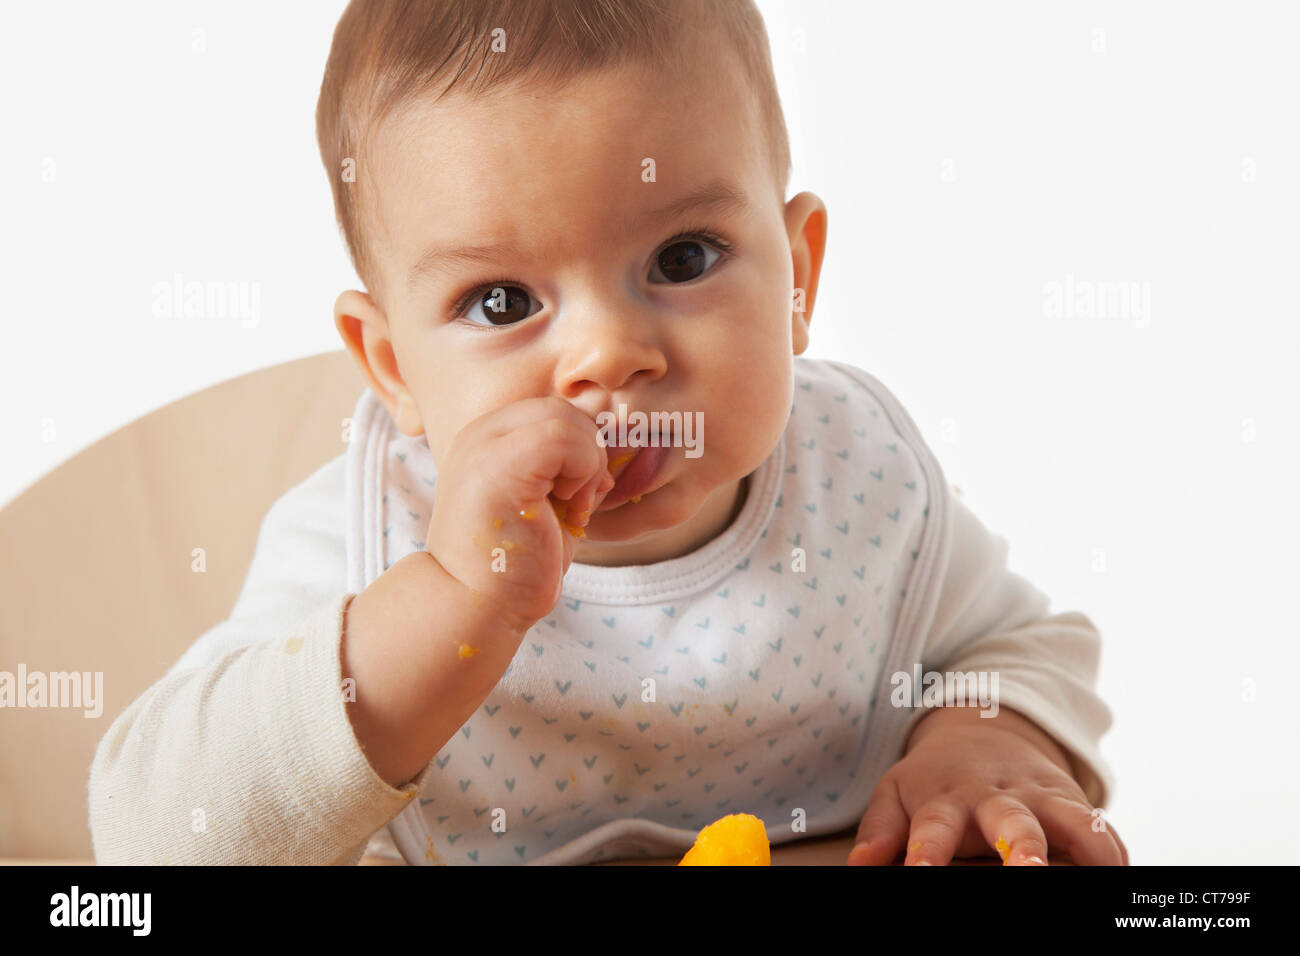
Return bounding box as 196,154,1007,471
579,479,686,543
573,468,747,567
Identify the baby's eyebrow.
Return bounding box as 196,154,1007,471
406,178,749,293
617,177,751,235
408,238,526,292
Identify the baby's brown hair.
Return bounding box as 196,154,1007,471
315,0,791,310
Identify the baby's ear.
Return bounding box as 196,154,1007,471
333,289,425,437
784,191,827,354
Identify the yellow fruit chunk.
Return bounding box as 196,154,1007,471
608,451,637,477
678,813,770,866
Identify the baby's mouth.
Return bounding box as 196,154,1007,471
596,427,675,511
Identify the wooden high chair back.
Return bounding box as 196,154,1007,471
0,351,365,859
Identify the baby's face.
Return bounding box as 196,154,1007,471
340,49,824,566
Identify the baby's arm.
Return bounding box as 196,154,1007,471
87,456,528,864
87,458,373,863
89,593,408,865
88,564,524,865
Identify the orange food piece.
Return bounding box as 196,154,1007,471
678,813,770,866
608,451,637,477
457,643,480,661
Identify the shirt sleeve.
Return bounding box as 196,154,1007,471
87,454,436,864
897,488,1117,808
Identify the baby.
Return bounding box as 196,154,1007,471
88,0,1127,866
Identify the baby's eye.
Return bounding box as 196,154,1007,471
649,236,726,284
462,284,540,327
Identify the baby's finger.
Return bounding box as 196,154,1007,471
551,465,600,504
570,469,615,524
1030,793,1125,866
507,415,605,503
846,777,908,865
461,394,600,445
902,797,969,866
971,793,1049,865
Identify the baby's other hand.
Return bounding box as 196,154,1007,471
845,709,1128,866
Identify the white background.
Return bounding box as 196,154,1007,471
2,0,1297,864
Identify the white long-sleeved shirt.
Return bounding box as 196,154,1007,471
88,357,1115,865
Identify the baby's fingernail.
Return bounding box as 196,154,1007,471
912,860,933,866
847,841,870,863
1024,855,1047,866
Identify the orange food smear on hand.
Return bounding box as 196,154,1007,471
457,643,481,661
549,496,585,537
995,836,1011,864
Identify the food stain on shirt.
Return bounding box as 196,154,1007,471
425,835,445,865
284,637,303,654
